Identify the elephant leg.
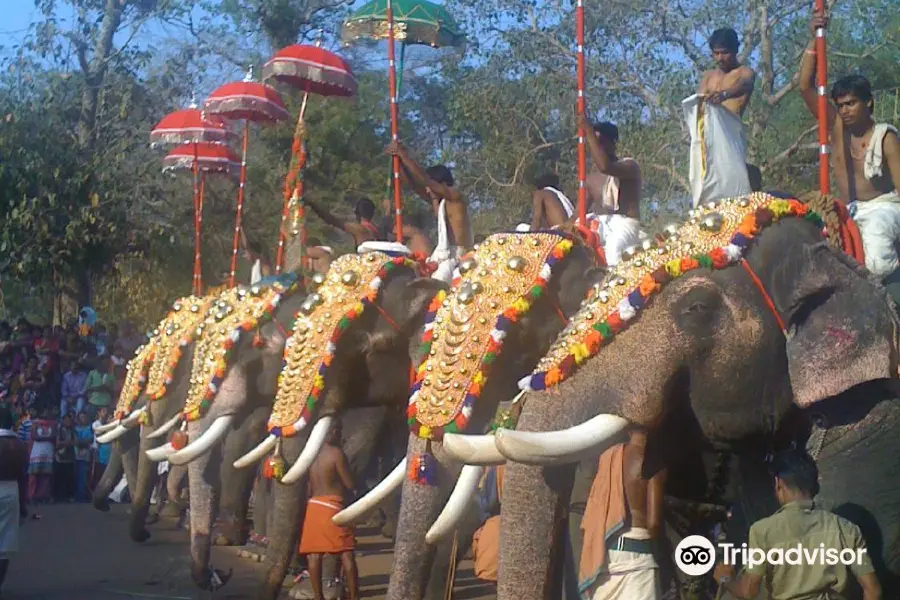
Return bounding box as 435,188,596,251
128,431,170,543
188,441,230,590
249,470,269,542
160,464,188,518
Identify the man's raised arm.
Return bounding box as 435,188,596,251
577,113,639,180
799,12,837,124
387,141,461,204
305,198,365,239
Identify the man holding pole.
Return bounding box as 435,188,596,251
386,141,473,281
799,10,900,297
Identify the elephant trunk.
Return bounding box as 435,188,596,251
129,432,163,543
260,430,312,600
188,439,231,590
216,406,269,546
385,435,457,600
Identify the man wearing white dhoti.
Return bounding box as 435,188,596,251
799,10,900,299
387,141,473,283
577,115,647,266
531,173,575,230
0,405,27,595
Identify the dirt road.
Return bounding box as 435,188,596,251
2,504,496,600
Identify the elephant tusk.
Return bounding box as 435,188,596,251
93,419,121,434
145,442,175,462
443,433,506,466
121,408,146,429
167,416,235,466
425,464,484,545
97,425,130,444
233,435,277,469
333,458,406,526
280,417,334,485
146,413,182,440
495,414,630,465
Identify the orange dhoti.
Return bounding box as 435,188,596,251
298,495,356,555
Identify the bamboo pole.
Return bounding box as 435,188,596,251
387,0,404,242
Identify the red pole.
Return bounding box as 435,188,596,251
197,172,205,295
191,142,201,296
229,120,250,288
575,0,587,225
387,0,404,242
814,1,830,195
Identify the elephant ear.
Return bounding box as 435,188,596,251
404,278,450,323
777,242,899,408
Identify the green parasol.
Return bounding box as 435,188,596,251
341,0,465,241
341,0,466,49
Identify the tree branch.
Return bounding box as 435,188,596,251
762,124,818,169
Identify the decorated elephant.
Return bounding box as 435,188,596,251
217,249,445,599
447,193,900,598
92,293,219,541
331,231,605,600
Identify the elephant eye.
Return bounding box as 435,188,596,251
673,284,721,328
685,301,708,314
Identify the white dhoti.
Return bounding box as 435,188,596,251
683,94,751,207
586,528,661,600
849,191,900,278
0,481,19,559
430,198,469,283
589,214,646,267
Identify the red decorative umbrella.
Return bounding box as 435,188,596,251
150,108,236,147
151,104,238,295
262,43,357,274
205,69,289,288
163,142,241,294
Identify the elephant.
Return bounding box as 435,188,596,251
211,250,446,600
345,231,605,600
450,195,900,598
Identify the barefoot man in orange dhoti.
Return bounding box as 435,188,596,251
297,420,358,600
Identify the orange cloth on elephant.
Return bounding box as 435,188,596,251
579,443,628,589
471,464,505,582
297,495,356,554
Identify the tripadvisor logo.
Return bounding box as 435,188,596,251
674,535,868,576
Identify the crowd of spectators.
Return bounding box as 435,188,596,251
0,315,146,506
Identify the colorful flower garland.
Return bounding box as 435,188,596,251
268,254,426,439
521,193,824,393
182,278,299,422
407,233,574,445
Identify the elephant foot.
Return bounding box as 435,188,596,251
93,498,111,512
289,577,343,600
130,528,152,544
191,565,233,591
145,512,159,526
213,522,249,547
159,502,184,519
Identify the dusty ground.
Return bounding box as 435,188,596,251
2,503,497,600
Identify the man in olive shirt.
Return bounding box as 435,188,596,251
713,449,881,599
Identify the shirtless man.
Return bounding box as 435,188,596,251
386,141,473,280
305,237,334,275
378,197,435,256
579,427,667,599
305,196,381,247
297,421,358,600
800,11,900,289
530,173,575,229
697,28,756,118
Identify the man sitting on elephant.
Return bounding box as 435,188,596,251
386,140,473,281
713,449,882,600
305,196,382,248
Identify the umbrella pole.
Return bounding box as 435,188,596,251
230,120,250,288
384,41,406,228
814,0,830,195
387,0,404,243
576,0,587,225
198,172,206,295
276,95,310,276
192,142,201,296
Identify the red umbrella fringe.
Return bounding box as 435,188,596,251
262,60,357,97
162,156,240,179
149,129,235,147
204,97,289,123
